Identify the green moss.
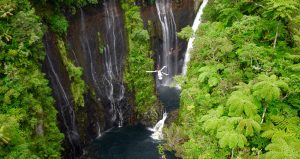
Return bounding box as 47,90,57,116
121,1,158,115
97,32,105,55
57,39,86,108
50,14,68,35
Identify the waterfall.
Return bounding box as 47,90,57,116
96,122,101,138
78,0,126,127
182,0,209,75
103,0,125,127
79,8,103,94
44,34,81,157
148,112,168,140
155,0,178,86
46,55,80,153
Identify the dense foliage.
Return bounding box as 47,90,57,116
34,0,99,10
57,39,86,108
165,0,300,158
0,0,63,158
121,0,159,121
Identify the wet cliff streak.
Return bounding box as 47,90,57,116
42,1,197,158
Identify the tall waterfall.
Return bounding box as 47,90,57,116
102,0,126,127
155,0,178,86
78,0,126,128
182,0,209,75
79,9,105,133
44,34,81,158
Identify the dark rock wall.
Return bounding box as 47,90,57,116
43,0,197,158
43,32,82,158
141,0,196,75
67,3,133,130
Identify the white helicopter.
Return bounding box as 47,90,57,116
146,66,169,80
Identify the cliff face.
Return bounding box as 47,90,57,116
43,32,82,158
67,3,132,129
43,1,197,158
141,0,196,76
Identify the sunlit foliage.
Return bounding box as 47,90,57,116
165,0,300,158
0,0,63,158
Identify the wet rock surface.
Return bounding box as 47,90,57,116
43,1,197,158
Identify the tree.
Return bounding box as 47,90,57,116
252,75,289,123
263,0,299,21
265,131,300,159
177,25,193,40
227,88,259,118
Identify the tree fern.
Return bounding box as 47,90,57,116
217,7,243,26
201,106,224,133
253,75,289,101
197,65,223,87
263,0,299,20
252,74,289,123
237,118,261,137
217,130,247,149
265,131,300,159
227,90,259,118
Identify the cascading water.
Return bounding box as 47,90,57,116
79,8,103,96
148,112,168,140
78,8,106,134
102,0,126,127
84,0,198,158
182,0,209,75
155,0,178,86
44,34,81,158
78,0,126,128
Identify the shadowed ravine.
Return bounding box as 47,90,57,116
43,0,199,158
85,86,180,159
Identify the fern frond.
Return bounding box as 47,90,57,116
262,129,276,139
265,132,300,159
253,74,289,102
227,90,258,117
237,118,261,136
217,130,247,149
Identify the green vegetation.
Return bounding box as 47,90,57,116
0,0,63,158
177,25,193,40
158,144,167,159
50,14,68,35
121,1,159,121
57,39,86,108
97,32,105,55
36,0,99,9
165,0,300,158
2,0,300,158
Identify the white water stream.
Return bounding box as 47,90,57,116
79,1,125,127
103,0,125,127
182,0,209,75
45,53,79,155
148,112,168,140
148,0,209,140
155,0,178,86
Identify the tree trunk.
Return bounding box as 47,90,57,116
261,106,268,124
273,24,279,48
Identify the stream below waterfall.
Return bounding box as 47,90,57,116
85,86,180,159
79,0,207,158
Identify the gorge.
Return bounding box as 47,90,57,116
2,0,300,158
43,0,198,158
